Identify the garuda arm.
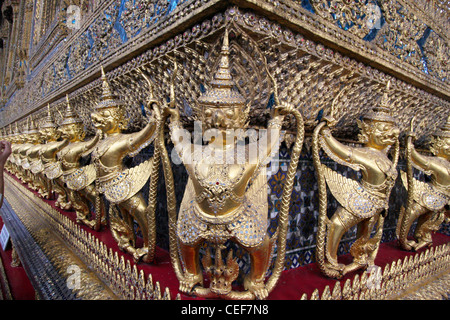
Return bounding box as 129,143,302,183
79,132,101,158
43,140,69,159
127,112,158,158
318,124,363,172
408,137,435,175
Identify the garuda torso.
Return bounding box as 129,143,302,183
402,156,450,211
321,144,398,219
28,144,45,175
19,142,34,170
42,140,68,180
58,141,96,191
176,144,271,248
92,133,154,204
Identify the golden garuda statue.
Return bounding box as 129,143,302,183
90,67,160,263
313,81,400,278
57,96,105,231
397,114,450,251
7,123,23,177
158,28,305,299
39,104,71,210
1,127,13,174
21,117,42,189
28,118,48,198
27,116,47,196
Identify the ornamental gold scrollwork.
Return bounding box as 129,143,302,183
158,28,305,299
397,115,450,251
310,0,379,39
26,117,48,198
57,96,106,231
313,81,400,279
17,118,40,189
423,31,449,82
90,66,160,263
39,105,71,210
375,0,427,68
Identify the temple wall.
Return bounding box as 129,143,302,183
0,0,449,300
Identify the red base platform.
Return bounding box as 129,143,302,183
2,172,449,300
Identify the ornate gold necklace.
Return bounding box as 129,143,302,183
194,147,246,213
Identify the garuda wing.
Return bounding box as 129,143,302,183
401,171,449,211
102,158,154,204
45,162,63,180
322,165,385,219
65,164,96,191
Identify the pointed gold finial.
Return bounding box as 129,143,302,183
197,28,245,108
96,66,122,110
60,94,83,126
100,66,113,99
211,28,233,87
434,113,450,138
28,115,38,134
380,80,391,107
41,103,57,129
363,80,395,123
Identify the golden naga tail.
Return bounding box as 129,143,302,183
157,61,185,281
145,140,161,263
396,138,414,250
312,87,345,278
397,117,416,251
137,66,165,263
257,55,305,297
263,107,304,295
312,121,341,278
158,113,185,281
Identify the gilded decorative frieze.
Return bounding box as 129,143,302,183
1,0,450,130
300,243,450,300
0,0,449,302
4,173,177,300
10,6,447,151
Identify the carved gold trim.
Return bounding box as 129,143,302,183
300,243,450,300
0,246,13,300
2,1,449,129
4,174,178,300
3,173,449,300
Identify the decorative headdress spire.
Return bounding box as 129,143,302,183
197,29,246,108
434,114,450,138
41,104,57,129
60,95,83,126
27,115,39,134
363,80,395,123
96,66,122,110
210,28,234,89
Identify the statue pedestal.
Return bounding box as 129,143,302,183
1,172,449,300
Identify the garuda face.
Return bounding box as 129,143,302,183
91,107,125,134
366,120,399,150
432,136,450,160
60,123,85,142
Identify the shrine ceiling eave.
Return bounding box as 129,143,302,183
1,0,449,129
43,0,450,104
231,0,449,102
10,0,230,122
